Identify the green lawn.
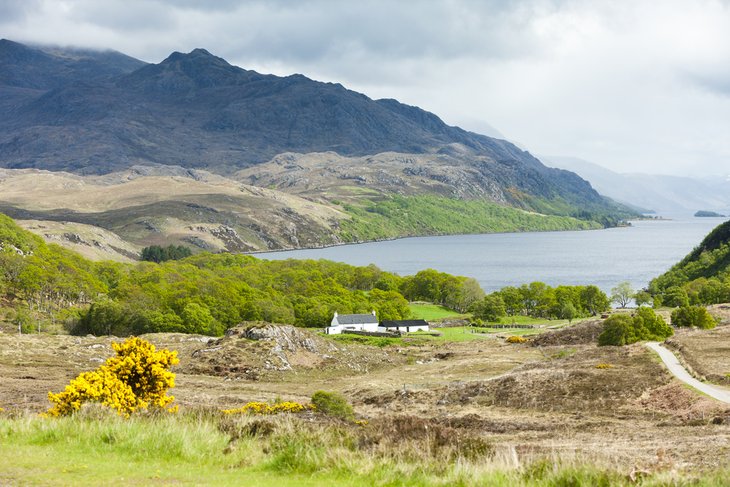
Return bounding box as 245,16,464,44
408,303,467,321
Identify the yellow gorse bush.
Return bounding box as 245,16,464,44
222,401,314,415
595,363,614,369
46,337,179,417
506,335,528,344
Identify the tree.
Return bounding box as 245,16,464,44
140,245,192,263
610,281,634,308
76,299,130,336
369,288,411,321
498,286,523,316
580,285,610,315
634,290,653,307
180,302,222,335
470,294,506,323
663,286,690,308
671,306,717,329
12,308,33,334
559,302,577,323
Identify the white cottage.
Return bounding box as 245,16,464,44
325,311,378,335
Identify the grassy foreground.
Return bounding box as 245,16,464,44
1,411,728,486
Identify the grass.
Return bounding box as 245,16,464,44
1,412,728,486
326,334,403,347
325,326,493,346
0,412,329,486
411,327,491,342
409,303,468,321
338,195,601,242
324,320,582,347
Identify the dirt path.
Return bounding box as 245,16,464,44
646,342,730,403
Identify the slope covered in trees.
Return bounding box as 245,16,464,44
650,219,730,306
0,213,483,336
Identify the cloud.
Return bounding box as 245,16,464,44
0,0,41,25
3,0,730,176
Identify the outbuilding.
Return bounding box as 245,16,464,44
378,319,430,333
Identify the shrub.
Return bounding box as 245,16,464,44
598,308,672,346
222,401,313,415
506,335,527,344
46,337,179,417
598,314,634,346
671,306,717,329
634,306,674,338
310,391,354,421
595,363,613,369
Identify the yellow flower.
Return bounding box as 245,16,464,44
46,337,179,417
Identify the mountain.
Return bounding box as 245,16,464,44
544,156,730,216
0,40,636,254
2,42,536,174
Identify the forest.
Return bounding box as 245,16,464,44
649,219,730,307
0,213,484,336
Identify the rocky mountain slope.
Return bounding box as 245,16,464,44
0,167,347,257
0,40,636,253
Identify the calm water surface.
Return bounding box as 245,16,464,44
256,217,728,293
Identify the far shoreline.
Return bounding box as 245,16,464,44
246,220,633,257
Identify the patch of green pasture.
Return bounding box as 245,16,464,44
408,303,467,321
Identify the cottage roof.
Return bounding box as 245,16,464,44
336,313,378,325
379,320,429,328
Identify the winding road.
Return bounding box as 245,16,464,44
646,342,730,404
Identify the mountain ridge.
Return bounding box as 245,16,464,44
0,40,637,254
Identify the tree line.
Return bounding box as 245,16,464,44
1,214,487,336
470,282,611,323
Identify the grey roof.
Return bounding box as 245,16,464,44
380,320,429,328
336,313,378,325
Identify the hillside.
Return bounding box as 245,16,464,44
0,166,611,255
0,211,489,336
650,219,730,302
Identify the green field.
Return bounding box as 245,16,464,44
408,302,468,321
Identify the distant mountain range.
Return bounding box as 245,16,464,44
544,156,730,216
0,39,636,256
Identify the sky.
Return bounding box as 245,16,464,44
3,0,730,177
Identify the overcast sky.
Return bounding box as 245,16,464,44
3,0,730,177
